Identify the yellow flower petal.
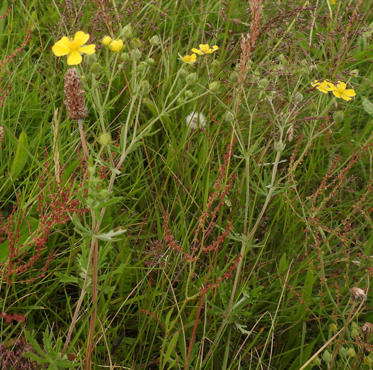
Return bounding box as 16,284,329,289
79,44,96,55
332,90,342,98
52,37,71,56
344,89,356,97
181,54,197,64
336,81,346,90
341,95,352,101
212,45,219,51
191,48,204,55
67,50,83,65
74,31,90,46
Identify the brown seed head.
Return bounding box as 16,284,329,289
64,68,88,121
350,287,367,303
361,322,373,341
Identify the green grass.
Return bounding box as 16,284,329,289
0,0,373,368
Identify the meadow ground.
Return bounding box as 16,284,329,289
0,0,372,368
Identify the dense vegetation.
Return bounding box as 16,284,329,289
0,0,372,368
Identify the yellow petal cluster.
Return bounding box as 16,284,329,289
311,79,356,101
102,36,124,52
181,54,197,64
332,81,356,101
181,43,218,64
52,31,96,65
191,44,219,55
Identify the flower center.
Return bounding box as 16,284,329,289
69,40,80,51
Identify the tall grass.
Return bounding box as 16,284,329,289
0,0,372,368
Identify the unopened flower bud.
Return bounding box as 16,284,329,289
350,287,366,303
329,323,338,333
322,350,332,364
229,71,239,83
333,111,344,123
130,48,142,61
122,24,133,39
90,62,102,74
146,57,155,66
274,140,285,152
102,36,112,46
120,52,130,62
223,111,234,123
138,80,151,95
137,61,147,73
347,348,356,358
98,132,111,147
208,81,221,92
258,78,269,90
149,35,161,46
185,90,193,98
109,39,124,52
131,38,142,48
185,72,198,85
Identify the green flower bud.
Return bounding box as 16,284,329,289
185,72,198,85
185,90,193,98
90,62,102,74
149,35,161,46
146,57,155,66
339,347,348,357
211,59,221,70
229,71,239,83
131,38,142,48
329,323,338,333
130,48,142,61
137,80,151,95
137,61,148,73
347,348,356,358
179,67,189,77
223,111,234,123
122,24,133,39
322,350,332,364
208,81,221,92
333,111,344,123
120,52,130,63
98,132,111,147
274,140,285,152
258,78,269,90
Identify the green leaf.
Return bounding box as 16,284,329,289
362,97,373,116
10,131,29,180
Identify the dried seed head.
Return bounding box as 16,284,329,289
350,287,367,303
64,68,88,121
361,322,373,340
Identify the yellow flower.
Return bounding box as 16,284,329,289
109,39,124,52
191,44,219,55
330,0,336,4
181,54,197,64
332,81,356,101
311,79,336,93
102,36,112,46
52,31,96,65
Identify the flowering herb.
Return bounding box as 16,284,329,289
52,31,95,65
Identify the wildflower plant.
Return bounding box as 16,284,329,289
52,31,95,65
